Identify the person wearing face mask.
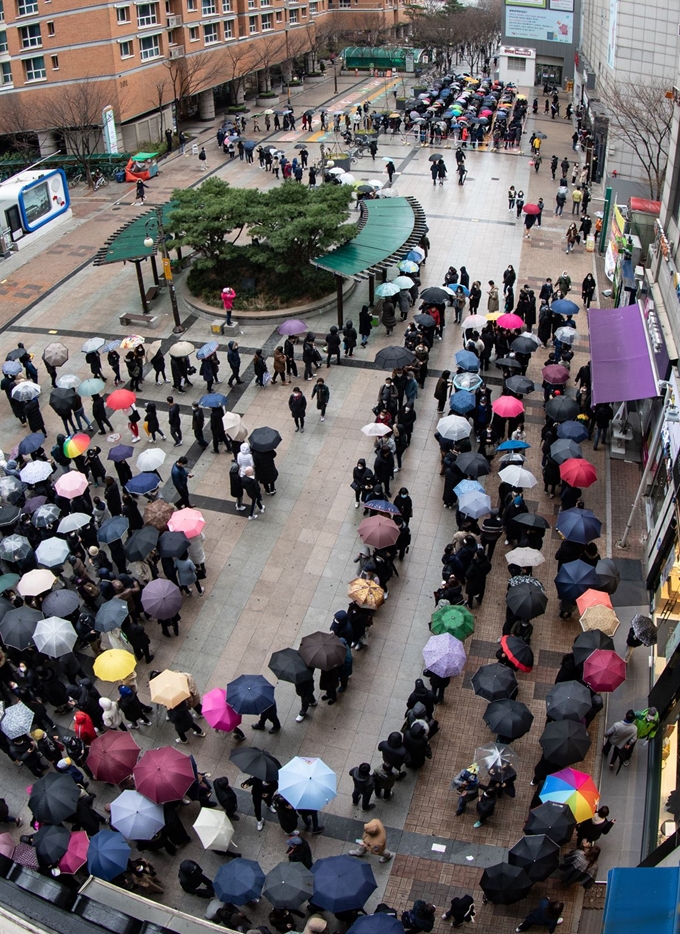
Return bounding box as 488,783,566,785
227,341,243,387
394,487,413,524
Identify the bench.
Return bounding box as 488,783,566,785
144,285,160,303
119,312,159,329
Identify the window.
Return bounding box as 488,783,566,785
261,11,271,28
300,6,306,15
204,21,218,42
186,0,196,9
136,2,158,26
248,13,257,31
116,5,130,22
188,24,198,39
507,56,527,72
0,30,7,51
16,0,38,15
23,55,46,81
247,0,255,8
19,23,41,47
223,18,232,36
139,33,160,58
50,53,58,68
309,0,316,11
1,62,11,84
288,7,297,21
47,20,54,34
165,0,170,11
275,10,281,20
339,0,349,7
0,2,4,22
119,39,133,57
221,0,231,9
201,0,215,12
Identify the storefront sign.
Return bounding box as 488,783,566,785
102,106,118,155
607,0,618,68
643,295,671,382
604,203,625,281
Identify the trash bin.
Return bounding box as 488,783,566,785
211,322,225,335
114,170,125,183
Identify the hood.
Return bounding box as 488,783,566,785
333,610,348,622
411,701,428,720
73,711,88,723
56,434,66,444
363,819,382,837
409,722,426,738
99,698,112,710
305,919,327,934
387,731,404,749
228,341,236,350
240,443,250,454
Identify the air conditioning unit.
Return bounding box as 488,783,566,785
167,14,182,27
169,44,185,58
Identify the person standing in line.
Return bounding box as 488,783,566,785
191,402,208,449
241,775,278,832
359,305,372,348
487,281,499,313
349,762,376,810
442,896,475,928
144,402,165,442
91,393,113,435
227,341,243,387
289,387,307,432
242,467,265,521
576,805,616,847
168,699,206,744
251,701,281,734
311,378,330,421
198,147,207,171
167,396,182,446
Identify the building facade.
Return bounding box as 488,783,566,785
499,0,581,87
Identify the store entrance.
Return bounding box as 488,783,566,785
535,63,563,87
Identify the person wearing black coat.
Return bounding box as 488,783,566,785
209,406,228,453
403,722,430,769
287,836,313,869
319,665,341,704
253,350,268,386
559,483,582,511
230,463,245,512
113,457,133,488
214,776,239,819
373,448,395,496
91,394,113,435
378,731,408,778
359,305,372,347
118,685,151,727
24,398,46,434
122,493,144,532
178,860,214,898
253,449,278,495
302,339,316,380
168,699,206,744
325,326,342,367
343,320,358,356
423,668,450,704
122,620,153,663
442,894,475,928
288,388,307,431
406,679,436,719
352,459,372,507
294,671,316,721
69,792,107,835
227,341,243,387
104,476,122,517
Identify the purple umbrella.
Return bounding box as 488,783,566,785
141,579,183,619
364,500,401,516
422,633,467,677
278,319,308,336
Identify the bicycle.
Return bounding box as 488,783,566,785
68,172,83,189
93,172,109,191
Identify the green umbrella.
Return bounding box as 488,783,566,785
430,604,475,639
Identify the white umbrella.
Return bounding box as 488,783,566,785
57,513,91,534
136,449,166,472
56,374,81,390
461,314,488,331
328,167,344,176
12,382,41,402
337,173,356,185
367,179,384,189
193,808,234,851
81,338,106,353
505,547,545,568
110,790,165,840
222,412,242,432
32,616,77,657
20,461,53,484
361,423,391,437
499,465,538,488
378,188,399,197
169,341,194,358
392,276,414,289
35,538,71,568
436,414,472,441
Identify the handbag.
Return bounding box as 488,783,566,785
129,410,141,423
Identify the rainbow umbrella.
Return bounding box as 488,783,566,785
202,687,243,732
63,433,91,458
539,767,599,822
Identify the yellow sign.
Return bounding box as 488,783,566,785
162,257,173,281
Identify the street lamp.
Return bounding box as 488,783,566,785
144,205,184,334
333,58,337,94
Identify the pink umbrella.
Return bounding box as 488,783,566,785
492,396,524,419
542,364,570,385
54,471,88,499
58,831,89,873
496,313,525,330
583,649,626,692
134,746,195,803
167,508,205,539
0,832,15,858
202,688,243,732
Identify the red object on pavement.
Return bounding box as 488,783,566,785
559,458,597,488
583,648,626,692
492,396,525,418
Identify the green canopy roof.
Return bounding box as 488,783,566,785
311,196,426,280
93,201,177,266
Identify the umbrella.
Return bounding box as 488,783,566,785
456,453,491,478
393,276,415,289
461,314,488,330
580,604,620,636
556,508,601,543
374,347,416,369
196,341,219,360
505,547,545,568
0,573,19,594
398,260,419,274
630,613,657,646
539,720,591,766
361,423,391,437
18,499,43,518
551,299,579,316
415,314,437,329
496,313,525,330
522,203,541,216
20,461,52,484
311,855,377,912
97,516,129,544
124,526,159,561
143,499,176,530
230,745,281,780
458,491,492,519
506,376,535,395
120,335,144,350
55,374,81,390
87,730,140,784
454,349,479,372
56,513,91,534
484,699,533,740
193,808,234,851
32,616,77,657
141,579,183,619
430,604,475,640
11,381,41,402
583,649,626,692
560,458,597,488
43,342,69,367
347,578,385,610
29,772,79,823
126,473,160,495
506,581,548,619
454,479,484,498
555,560,600,602
0,700,34,738
18,432,46,455
511,337,538,355
549,439,583,464
13,847,39,871
596,558,620,594
420,287,449,304
263,862,314,909
299,632,347,671
93,649,137,682
54,471,88,499
279,756,337,809
158,530,190,558
545,396,579,422
364,500,401,515
269,648,313,685
200,393,229,408
32,504,61,528
576,589,613,615
497,439,531,451
18,568,55,599
2,360,21,376
78,378,105,397
0,833,14,859
557,420,589,443
87,830,131,881
436,414,472,441
169,341,194,357
474,743,519,777
111,790,165,840
226,674,275,714
471,663,518,701
422,633,466,677
524,801,576,845
134,747,196,803
82,337,106,353
249,427,282,452
479,863,533,905
108,444,135,463
498,465,537,488
508,835,560,883
499,635,534,672
546,681,593,722
428,153,444,161
107,389,136,410
95,598,129,632
539,767,599,822
58,831,89,874
34,824,70,867
375,283,400,298
449,390,476,415
167,508,205,538
214,858,265,905
453,372,483,392
0,535,32,561
149,670,190,707
35,538,70,568
202,688,242,732
357,515,399,548
555,327,578,345
573,629,615,666
542,364,570,385
278,319,308,336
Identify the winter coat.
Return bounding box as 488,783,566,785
312,383,330,410
273,350,287,374
167,700,194,733
382,303,396,329
253,449,278,485
487,288,499,313
73,710,97,744
174,556,197,586
237,443,254,477
361,818,388,854
343,323,358,349
288,392,307,418
359,307,373,338
325,329,341,352
214,777,238,816
99,697,125,729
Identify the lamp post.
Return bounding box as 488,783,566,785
333,57,338,94
284,26,291,105
144,205,184,334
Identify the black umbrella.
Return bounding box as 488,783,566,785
374,346,416,370
595,558,620,594
506,582,548,619
299,631,347,670
97,516,129,545
158,530,190,558
555,560,599,602
0,505,20,528
268,648,313,685
573,629,615,666
42,590,80,617
249,427,282,452
550,439,583,464
524,801,576,845
34,824,70,866
545,681,593,721
630,613,657,646
230,746,281,781
49,388,76,416
539,720,591,767
495,356,523,370
29,773,79,824
428,153,444,161
479,862,533,905
505,376,535,395
455,453,491,478
0,606,43,650
414,313,436,328
95,598,129,633
483,699,533,740
471,663,518,702
514,512,550,530
420,287,449,304
124,526,160,562
508,834,560,883
263,862,314,909
511,337,538,355
545,396,579,422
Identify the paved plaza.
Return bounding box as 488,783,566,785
0,73,648,933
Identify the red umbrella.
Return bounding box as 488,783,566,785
58,831,90,873
583,649,626,692
496,313,525,331
492,396,524,419
133,746,195,803
107,389,136,411
559,458,597,489
523,203,541,215
357,515,400,548
87,731,141,784
542,364,570,385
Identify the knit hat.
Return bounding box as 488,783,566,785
118,685,132,697
56,758,72,770
31,729,45,740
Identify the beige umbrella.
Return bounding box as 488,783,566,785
169,341,195,358
143,499,176,531
193,808,234,851
348,578,385,610
580,605,620,636
222,412,242,432
149,670,190,708
505,547,545,568
17,568,56,597
231,423,248,443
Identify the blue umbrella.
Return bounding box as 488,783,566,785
449,390,476,414
551,299,579,317
278,756,337,810
364,500,401,515
405,250,423,263
497,439,531,451
101,340,121,353
87,830,131,881
455,350,480,372
110,790,165,840
97,516,129,544
226,674,275,714
454,478,484,498
107,444,134,462
214,858,265,904
2,361,22,376
348,917,405,934
557,421,589,443
311,855,377,912
95,598,130,633
453,372,483,392
18,432,46,455
555,508,602,544
199,393,229,408
452,284,470,296
196,341,219,360
554,560,600,602
126,473,160,495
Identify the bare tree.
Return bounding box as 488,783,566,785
248,33,287,92
164,49,227,115
299,19,337,70
222,42,256,105
599,80,674,200
0,93,36,154
152,79,170,136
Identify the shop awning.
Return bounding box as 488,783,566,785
602,867,680,933
589,304,659,406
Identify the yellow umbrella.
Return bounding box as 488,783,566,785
486,312,502,321
579,605,620,636
149,669,190,708
193,808,234,851
94,649,137,682
17,568,56,597
348,578,385,610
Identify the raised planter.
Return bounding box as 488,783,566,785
256,95,279,108
305,74,325,84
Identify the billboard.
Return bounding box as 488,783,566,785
505,5,574,43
